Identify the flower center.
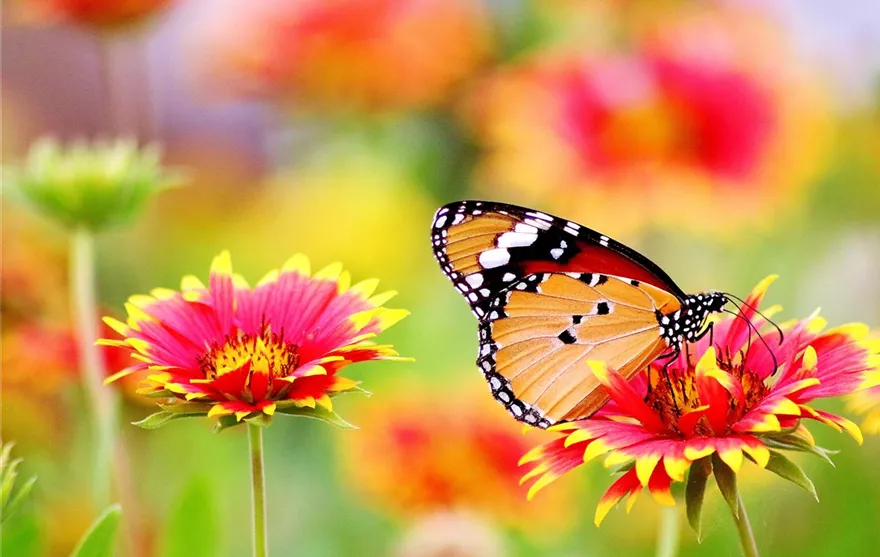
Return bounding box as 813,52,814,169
198,327,299,380
643,352,770,437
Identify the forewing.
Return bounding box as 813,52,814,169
431,200,686,318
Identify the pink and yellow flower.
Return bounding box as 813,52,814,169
465,13,828,237
193,0,491,112
101,251,410,428
339,385,575,533
520,276,879,526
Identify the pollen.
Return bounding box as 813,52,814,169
198,326,299,380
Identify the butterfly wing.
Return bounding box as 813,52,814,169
431,200,686,319
479,272,681,427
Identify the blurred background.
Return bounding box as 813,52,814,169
2,0,880,556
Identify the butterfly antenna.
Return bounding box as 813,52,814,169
723,292,784,345
723,307,780,374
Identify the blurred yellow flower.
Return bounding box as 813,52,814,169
464,11,829,237
193,0,492,112
338,383,576,534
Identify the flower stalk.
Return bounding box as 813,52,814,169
731,491,759,557
249,424,268,557
71,227,118,507
655,506,680,557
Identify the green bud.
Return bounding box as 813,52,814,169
8,137,182,231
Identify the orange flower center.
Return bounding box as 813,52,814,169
197,328,299,380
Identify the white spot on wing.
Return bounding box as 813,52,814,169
452,214,465,225
434,215,447,228
502,272,516,282
479,249,511,269
514,223,538,234
465,274,484,288
497,232,538,248
550,248,564,259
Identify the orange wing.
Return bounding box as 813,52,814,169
478,272,681,427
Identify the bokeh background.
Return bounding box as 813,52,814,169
3,0,880,556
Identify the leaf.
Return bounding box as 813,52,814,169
157,478,219,557
69,505,122,557
3,476,37,524
685,457,712,541
764,450,818,500
275,405,357,429
212,415,240,434
711,454,738,518
132,410,206,430
1,505,42,557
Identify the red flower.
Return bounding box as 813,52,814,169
101,251,409,429
21,0,174,29
520,276,879,526
194,0,491,111
339,386,576,533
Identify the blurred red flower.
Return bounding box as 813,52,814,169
465,12,828,237
339,384,575,533
18,0,174,29
193,0,492,112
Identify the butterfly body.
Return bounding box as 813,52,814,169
431,200,729,428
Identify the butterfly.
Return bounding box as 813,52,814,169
431,200,729,429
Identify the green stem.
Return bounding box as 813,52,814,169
655,506,680,557
70,227,118,507
249,424,268,557
730,491,759,557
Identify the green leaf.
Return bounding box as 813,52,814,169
275,405,357,429
3,476,37,524
157,478,219,557
69,505,122,557
711,454,738,518
1,505,42,557
764,450,818,500
132,410,206,430
158,402,212,415
685,457,712,541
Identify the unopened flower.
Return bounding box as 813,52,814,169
1,441,37,524
520,277,878,533
9,138,181,232
101,251,410,430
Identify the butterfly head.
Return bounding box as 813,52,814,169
659,291,729,344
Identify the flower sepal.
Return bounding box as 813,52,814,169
685,457,712,541
132,402,213,430
760,429,838,466
762,450,818,500
711,454,740,518
273,402,357,430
